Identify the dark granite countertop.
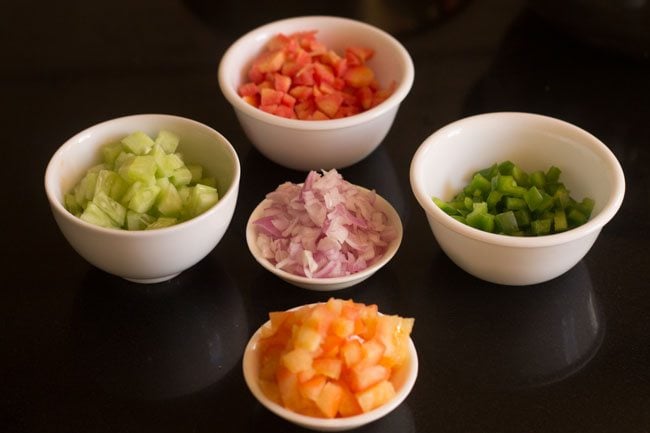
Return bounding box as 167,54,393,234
2,0,649,432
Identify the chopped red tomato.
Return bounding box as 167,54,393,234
238,31,395,120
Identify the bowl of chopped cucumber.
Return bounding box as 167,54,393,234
409,112,625,286
45,114,240,283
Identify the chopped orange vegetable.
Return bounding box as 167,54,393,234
256,298,413,418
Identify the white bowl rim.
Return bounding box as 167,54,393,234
44,113,242,237
242,302,419,429
409,111,626,248
218,15,415,132
245,186,403,287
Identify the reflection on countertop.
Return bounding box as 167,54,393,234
417,261,603,390
70,258,248,400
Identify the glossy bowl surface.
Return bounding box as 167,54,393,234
410,112,625,285
45,114,241,283
218,15,414,171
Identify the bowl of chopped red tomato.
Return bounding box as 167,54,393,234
242,298,418,431
246,169,403,291
218,16,414,171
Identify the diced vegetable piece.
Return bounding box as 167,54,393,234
156,181,183,217
121,131,154,155
529,170,546,189
80,202,117,228
531,218,552,236
128,184,160,213
118,155,157,184
155,130,179,154
355,380,396,413
524,186,544,211
433,197,461,216
102,142,123,165
93,191,126,226
495,211,519,234
186,184,219,217
126,210,156,231
554,209,568,232
170,166,192,187
546,165,561,183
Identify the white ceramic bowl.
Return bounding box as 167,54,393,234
45,114,241,283
218,16,414,171
242,305,418,431
246,188,403,291
410,112,625,286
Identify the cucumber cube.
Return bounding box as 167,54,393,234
113,151,135,172
80,202,117,228
187,184,219,217
93,191,126,226
155,130,179,154
126,210,156,231
118,155,157,184
156,182,183,217
94,169,128,202
102,141,123,166
170,166,192,187
64,193,82,216
75,171,99,204
121,131,154,155
127,184,160,213
155,152,184,178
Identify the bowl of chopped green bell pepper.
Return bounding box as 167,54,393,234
409,112,625,286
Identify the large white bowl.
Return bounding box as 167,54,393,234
218,16,414,171
410,112,625,286
242,304,418,431
246,188,403,291
45,114,241,283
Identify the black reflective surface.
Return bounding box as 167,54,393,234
2,0,650,432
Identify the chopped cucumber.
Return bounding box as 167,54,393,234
155,130,180,154
64,130,220,230
121,131,154,155
433,161,595,236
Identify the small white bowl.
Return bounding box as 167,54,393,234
45,114,241,283
410,112,625,286
218,16,414,171
245,189,403,291
242,306,418,431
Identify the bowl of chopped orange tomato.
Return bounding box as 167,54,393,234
242,298,418,431
218,16,414,171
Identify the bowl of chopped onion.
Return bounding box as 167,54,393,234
246,169,403,291
410,112,625,286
